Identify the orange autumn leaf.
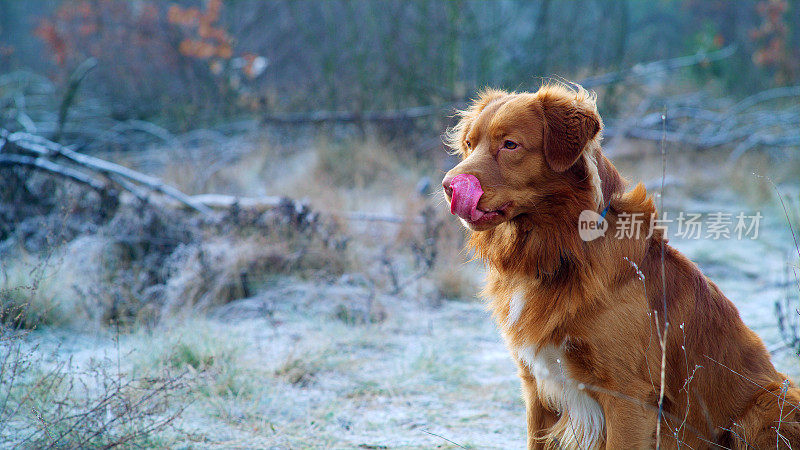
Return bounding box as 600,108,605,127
169,0,234,63
216,43,232,59
168,5,200,26
179,39,217,59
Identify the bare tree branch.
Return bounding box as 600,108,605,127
580,45,737,88
0,154,107,192
3,130,212,215
263,104,444,125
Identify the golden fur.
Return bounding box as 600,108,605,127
441,83,800,448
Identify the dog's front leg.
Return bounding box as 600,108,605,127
598,393,657,449
518,364,558,449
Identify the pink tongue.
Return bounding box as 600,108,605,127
450,174,485,222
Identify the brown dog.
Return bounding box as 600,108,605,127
441,83,800,449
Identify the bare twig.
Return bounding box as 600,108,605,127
421,428,467,449
655,109,669,449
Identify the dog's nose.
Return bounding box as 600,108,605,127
442,176,453,198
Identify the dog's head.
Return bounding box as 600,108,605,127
442,83,605,232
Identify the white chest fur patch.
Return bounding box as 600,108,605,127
517,344,605,449
506,289,527,326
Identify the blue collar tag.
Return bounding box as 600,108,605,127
599,204,610,219
597,204,611,227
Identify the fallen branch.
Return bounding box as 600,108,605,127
187,194,425,224
188,193,283,212
1,130,426,224
580,45,737,88
344,211,424,224
263,104,444,125
604,84,800,161
0,154,107,192
2,130,212,215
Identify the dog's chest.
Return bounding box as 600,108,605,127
516,342,605,448
496,286,605,447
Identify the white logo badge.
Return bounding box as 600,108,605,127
578,209,608,241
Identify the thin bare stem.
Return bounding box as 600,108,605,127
421,428,467,449
656,107,669,450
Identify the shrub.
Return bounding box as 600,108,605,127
0,327,190,447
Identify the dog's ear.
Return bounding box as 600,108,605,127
540,94,601,172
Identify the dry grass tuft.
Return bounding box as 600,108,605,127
312,135,403,190
0,253,80,329
275,356,319,387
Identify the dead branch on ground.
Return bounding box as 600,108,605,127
580,45,736,88
604,85,800,161
0,133,415,225
1,129,211,214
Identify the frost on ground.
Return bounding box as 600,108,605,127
15,199,800,449
3,140,799,449
15,278,522,449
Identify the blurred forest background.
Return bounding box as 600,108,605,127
1,1,800,448
0,0,799,127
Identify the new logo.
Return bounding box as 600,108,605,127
578,210,608,241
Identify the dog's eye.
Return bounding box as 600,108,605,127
465,140,472,149
503,140,518,150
